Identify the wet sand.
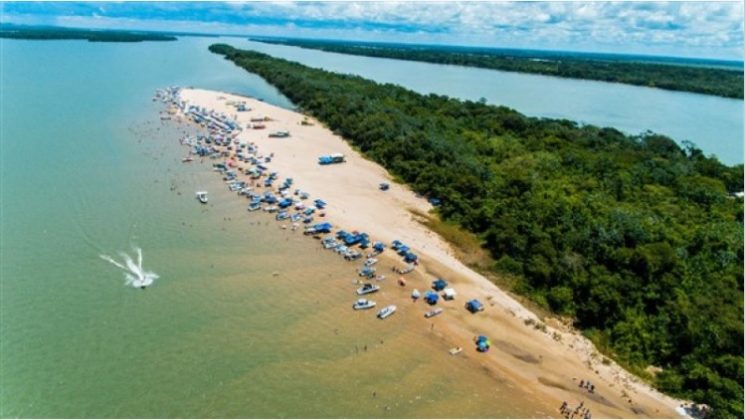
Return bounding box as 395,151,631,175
175,88,687,418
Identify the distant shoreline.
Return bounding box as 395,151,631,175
0,24,177,43
250,37,744,99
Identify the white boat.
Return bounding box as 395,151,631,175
449,347,463,356
424,308,444,318
353,299,376,310
196,191,208,204
356,283,380,295
377,305,397,319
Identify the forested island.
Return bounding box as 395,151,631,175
210,43,743,417
0,25,176,42
251,38,744,99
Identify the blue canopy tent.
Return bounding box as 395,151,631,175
424,291,439,305
432,278,448,291
466,299,484,313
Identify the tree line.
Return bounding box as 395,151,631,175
210,43,743,418
252,38,744,99
0,25,177,42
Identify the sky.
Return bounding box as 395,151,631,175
1,1,743,60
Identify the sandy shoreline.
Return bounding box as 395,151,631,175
173,87,688,418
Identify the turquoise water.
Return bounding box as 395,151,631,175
1,38,548,418
237,38,744,165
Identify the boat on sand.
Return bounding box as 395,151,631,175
377,305,397,319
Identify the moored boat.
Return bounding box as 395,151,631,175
424,308,444,318
377,305,397,319
356,283,380,295
353,299,376,310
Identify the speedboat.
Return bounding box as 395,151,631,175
353,299,376,310
377,305,397,319
196,191,208,204
424,308,444,318
356,283,380,295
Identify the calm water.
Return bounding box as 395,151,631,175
237,39,744,165
1,37,546,418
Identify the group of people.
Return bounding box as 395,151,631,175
559,401,592,419
579,379,596,393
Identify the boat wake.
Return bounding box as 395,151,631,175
100,247,159,289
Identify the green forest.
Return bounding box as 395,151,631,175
0,25,176,42
209,43,743,418
253,38,744,99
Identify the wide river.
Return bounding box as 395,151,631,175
0,36,741,418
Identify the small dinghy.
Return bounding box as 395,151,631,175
377,305,397,319
353,299,376,310
356,283,380,295
196,191,208,204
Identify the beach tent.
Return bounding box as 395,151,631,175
466,299,485,313
432,278,448,291
425,290,439,305
475,335,491,352
442,288,456,300
373,242,385,252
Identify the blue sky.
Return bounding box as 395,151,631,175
1,1,743,59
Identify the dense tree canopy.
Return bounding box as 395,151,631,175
253,38,744,99
210,43,743,418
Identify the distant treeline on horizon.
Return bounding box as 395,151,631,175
250,36,744,99
0,24,219,43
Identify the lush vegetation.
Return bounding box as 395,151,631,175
210,43,743,417
252,38,744,99
0,25,176,42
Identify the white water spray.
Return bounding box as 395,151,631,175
100,247,159,289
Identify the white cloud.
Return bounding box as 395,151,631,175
1,1,743,59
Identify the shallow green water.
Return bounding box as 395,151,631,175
1,38,550,418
